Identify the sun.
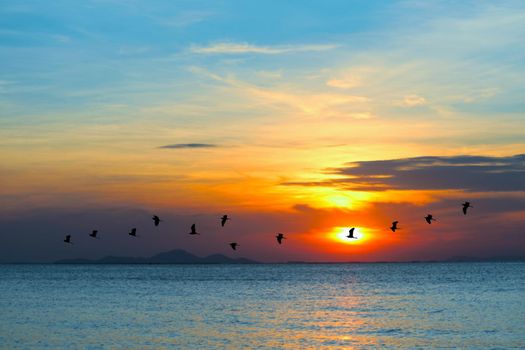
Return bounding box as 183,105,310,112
330,226,369,245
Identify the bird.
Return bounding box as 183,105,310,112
189,224,199,235
276,233,285,244
152,215,162,226
462,202,472,215
220,215,230,227
230,242,238,250
390,221,399,232
63,235,72,244
346,228,357,239
89,230,98,238
128,228,137,237
424,214,436,224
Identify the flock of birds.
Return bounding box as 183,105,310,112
63,202,473,250
62,213,287,250
346,201,472,238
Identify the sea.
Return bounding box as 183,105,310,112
0,263,524,349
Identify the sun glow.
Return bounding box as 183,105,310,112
330,226,370,245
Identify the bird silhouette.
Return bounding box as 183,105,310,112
128,228,137,237
152,215,162,226
462,202,472,215
390,221,399,232
230,242,238,250
424,214,436,224
63,235,72,244
220,215,230,227
346,227,357,239
89,230,98,239
189,224,199,235
276,233,285,244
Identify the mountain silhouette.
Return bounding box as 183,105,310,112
54,249,258,264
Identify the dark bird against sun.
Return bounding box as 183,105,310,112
221,215,230,227
152,215,162,226
189,224,199,235
390,221,399,232
425,214,436,224
462,202,472,215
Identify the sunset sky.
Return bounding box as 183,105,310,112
1,0,524,262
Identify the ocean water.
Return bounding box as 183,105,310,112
0,263,524,349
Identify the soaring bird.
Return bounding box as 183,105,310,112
230,242,238,250
129,228,137,237
390,221,399,232
462,202,472,215
64,235,72,244
221,215,230,227
152,215,162,226
346,228,357,239
189,224,199,235
276,233,285,244
89,230,98,238
424,215,436,224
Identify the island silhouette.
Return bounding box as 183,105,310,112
55,249,258,264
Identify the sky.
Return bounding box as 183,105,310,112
1,0,524,262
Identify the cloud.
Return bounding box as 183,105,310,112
400,94,427,107
284,154,525,192
189,42,338,55
158,143,218,149
188,66,369,118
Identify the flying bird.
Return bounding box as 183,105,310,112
424,215,436,224
152,215,162,226
89,230,98,238
230,242,238,250
63,235,72,244
390,221,399,232
276,233,285,244
189,224,199,235
221,215,230,227
346,228,357,239
462,202,472,215
128,228,137,237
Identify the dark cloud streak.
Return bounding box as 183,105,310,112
283,154,525,192
158,143,218,149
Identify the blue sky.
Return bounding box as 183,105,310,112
2,0,523,121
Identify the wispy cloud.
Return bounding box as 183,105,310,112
400,94,427,107
158,143,218,149
188,66,369,118
189,42,338,55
